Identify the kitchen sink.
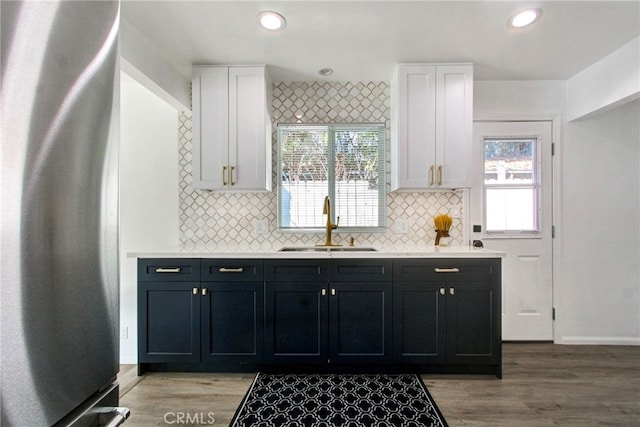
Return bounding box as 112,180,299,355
278,246,378,252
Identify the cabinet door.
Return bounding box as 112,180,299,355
446,281,500,365
265,281,328,363
192,66,229,190
393,282,446,364
391,64,437,190
228,66,272,191
329,282,392,363
200,282,264,364
138,282,201,363
435,65,473,188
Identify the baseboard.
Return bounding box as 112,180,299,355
556,336,640,346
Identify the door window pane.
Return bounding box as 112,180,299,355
484,138,539,234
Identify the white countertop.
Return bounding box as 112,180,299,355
129,246,505,259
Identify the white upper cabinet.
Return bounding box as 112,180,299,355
391,64,473,190
192,66,272,191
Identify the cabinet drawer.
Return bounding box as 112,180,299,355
393,259,500,282
329,259,392,282
138,259,201,282
201,259,264,282
265,260,328,281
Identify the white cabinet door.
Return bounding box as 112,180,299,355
436,65,473,189
228,67,271,191
193,67,228,189
391,64,472,191
192,66,272,191
391,65,436,190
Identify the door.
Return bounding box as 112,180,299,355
446,282,500,364
392,282,447,364
471,121,553,340
265,281,328,363
138,282,201,363
329,282,392,363
201,282,264,363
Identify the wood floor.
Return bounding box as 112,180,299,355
118,343,640,426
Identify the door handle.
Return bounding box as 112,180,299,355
201,288,208,296
449,287,455,296
322,289,326,296
222,165,228,186
331,289,336,296
429,165,434,186
155,267,181,273
192,287,199,295
435,268,460,273
438,165,443,185
219,267,244,273
230,166,235,186
440,288,445,296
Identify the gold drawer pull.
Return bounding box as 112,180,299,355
219,267,244,273
429,165,435,186
435,268,460,273
438,165,443,186
155,267,181,273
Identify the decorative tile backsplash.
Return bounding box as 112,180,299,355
178,81,464,251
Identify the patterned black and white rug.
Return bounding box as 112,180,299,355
230,373,448,427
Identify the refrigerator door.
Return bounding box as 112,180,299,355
1,1,123,425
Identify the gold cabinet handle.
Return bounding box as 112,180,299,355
155,267,181,273
331,289,336,296
429,165,435,186
322,289,327,296
440,288,445,296
435,268,460,273
449,287,455,296
219,267,244,273
222,165,228,186
192,287,199,295
438,165,443,186
230,166,235,186
202,288,208,296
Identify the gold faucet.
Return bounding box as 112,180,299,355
318,196,341,247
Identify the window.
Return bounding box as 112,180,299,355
483,137,540,235
278,124,385,231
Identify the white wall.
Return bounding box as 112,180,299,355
558,99,639,344
119,71,180,363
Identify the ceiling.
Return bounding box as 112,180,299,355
122,1,640,83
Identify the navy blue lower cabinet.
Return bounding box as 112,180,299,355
200,282,264,364
392,259,502,377
265,281,329,364
329,282,393,363
393,282,447,364
138,281,201,365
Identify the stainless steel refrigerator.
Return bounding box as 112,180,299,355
2,1,128,425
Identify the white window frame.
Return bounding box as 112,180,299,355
482,135,542,238
277,123,386,232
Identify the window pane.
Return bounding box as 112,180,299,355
484,139,535,184
278,125,385,230
485,188,536,232
279,127,329,228
334,129,381,227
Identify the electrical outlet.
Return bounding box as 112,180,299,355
393,219,408,234
120,327,128,340
253,219,269,235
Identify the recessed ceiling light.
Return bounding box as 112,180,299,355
319,68,334,76
508,8,542,29
257,11,286,31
